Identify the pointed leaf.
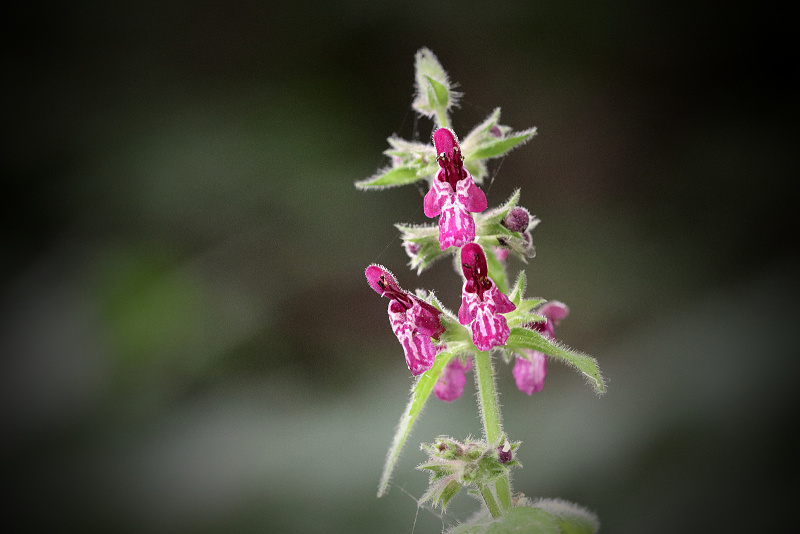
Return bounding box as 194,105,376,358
377,350,458,497
467,128,537,160
356,166,422,190
505,327,605,394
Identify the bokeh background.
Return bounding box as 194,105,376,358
3,1,797,532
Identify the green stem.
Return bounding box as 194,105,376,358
477,482,501,519
474,350,502,443
435,109,450,129
495,476,512,512
474,350,513,512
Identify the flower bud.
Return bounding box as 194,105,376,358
501,207,531,233
497,443,513,464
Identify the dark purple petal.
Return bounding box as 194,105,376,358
365,264,402,298
460,243,489,290
433,127,458,156
497,443,513,464
432,128,467,191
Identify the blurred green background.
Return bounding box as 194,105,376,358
3,1,797,532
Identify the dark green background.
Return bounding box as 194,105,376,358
3,1,797,532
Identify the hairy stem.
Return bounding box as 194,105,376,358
435,109,450,130
474,350,512,512
477,482,501,519
494,476,512,512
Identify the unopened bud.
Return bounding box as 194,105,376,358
497,442,513,464
501,207,530,233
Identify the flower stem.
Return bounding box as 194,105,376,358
435,109,450,130
477,482,501,519
474,350,512,512
494,476,512,512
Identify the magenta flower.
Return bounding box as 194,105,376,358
424,128,488,250
366,264,446,375
457,243,516,351
434,357,473,402
512,301,569,394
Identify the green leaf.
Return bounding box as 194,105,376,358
505,327,605,394
377,350,458,497
446,506,561,534
467,128,537,160
355,166,422,190
531,499,600,534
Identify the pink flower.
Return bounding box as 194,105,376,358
366,265,446,375
423,128,488,250
512,301,569,394
457,244,516,351
434,357,473,402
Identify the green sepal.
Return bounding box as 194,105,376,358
425,75,450,109
501,271,548,329
505,302,546,329
377,348,461,497
396,223,449,275
383,135,436,170
418,292,471,344
476,189,538,261
479,189,521,227
355,166,422,190
412,48,460,123
505,327,606,394
418,435,520,511
507,271,526,306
